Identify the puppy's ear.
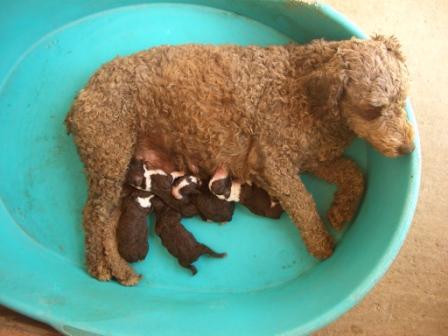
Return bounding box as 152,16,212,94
304,67,346,116
372,35,405,62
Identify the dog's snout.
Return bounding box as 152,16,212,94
398,142,415,155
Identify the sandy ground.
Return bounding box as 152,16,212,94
1,1,447,335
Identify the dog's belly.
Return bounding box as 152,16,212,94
136,123,253,179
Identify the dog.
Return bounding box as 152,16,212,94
66,36,414,284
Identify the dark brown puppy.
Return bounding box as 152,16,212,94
173,174,235,223
117,188,153,263
152,198,226,275
195,182,235,223
239,184,283,219
209,173,283,219
171,175,201,217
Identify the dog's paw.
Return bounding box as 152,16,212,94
87,256,112,282
110,258,141,286
327,193,359,230
118,272,142,286
308,231,334,260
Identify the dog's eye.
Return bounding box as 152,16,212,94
361,105,383,120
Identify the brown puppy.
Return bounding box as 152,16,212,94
67,36,414,284
239,184,283,219
209,172,283,219
116,188,153,263
152,198,226,274
166,174,235,222
171,175,201,217
195,182,235,223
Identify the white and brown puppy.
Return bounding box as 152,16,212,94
171,173,235,223
117,187,154,263
127,158,200,211
195,181,236,223
117,158,168,262
209,168,283,219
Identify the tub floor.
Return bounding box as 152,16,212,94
2,1,447,335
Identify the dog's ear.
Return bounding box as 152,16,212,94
303,66,346,116
372,35,405,62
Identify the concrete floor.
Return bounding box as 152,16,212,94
1,1,447,335
318,0,448,335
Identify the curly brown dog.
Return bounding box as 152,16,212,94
66,35,414,285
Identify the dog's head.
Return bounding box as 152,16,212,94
305,35,414,157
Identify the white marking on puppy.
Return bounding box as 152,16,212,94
142,165,167,192
215,194,226,200
208,167,229,192
270,200,278,208
172,178,190,200
226,181,241,202
172,176,200,199
136,195,154,208
188,176,199,185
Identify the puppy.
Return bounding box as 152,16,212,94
239,184,283,219
209,171,283,219
195,182,235,223
117,188,154,262
152,197,226,274
128,158,200,213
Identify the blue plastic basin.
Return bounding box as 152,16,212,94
0,1,421,335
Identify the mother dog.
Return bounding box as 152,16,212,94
66,36,414,285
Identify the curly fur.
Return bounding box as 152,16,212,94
66,36,414,284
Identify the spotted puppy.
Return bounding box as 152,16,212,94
195,182,235,223
152,197,226,275
117,187,154,263
171,175,201,217
209,168,283,219
116,159,166,262
171,174,235,223
128,158,200,212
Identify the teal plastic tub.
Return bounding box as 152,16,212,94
0,1,421,335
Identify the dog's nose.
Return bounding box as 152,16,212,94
398,142,415,155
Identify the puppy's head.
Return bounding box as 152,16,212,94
171,175,201,201
126,158,146,189
305,36,414,157
127,158,170,192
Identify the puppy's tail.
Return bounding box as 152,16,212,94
201,245,226,259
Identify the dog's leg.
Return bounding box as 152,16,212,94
69,100,140,285
308,156,365,230
84,178,141,286
258,159,334,259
